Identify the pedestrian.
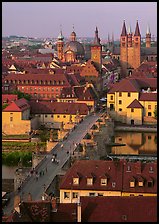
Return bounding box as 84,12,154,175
39,171,42,177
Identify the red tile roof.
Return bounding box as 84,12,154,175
3,98,30,112
3,73,71,87
29,101,89,115
139,92,157,101
108,77,157,93
60,160,123,191
122,161,157,193
60,160,157,194
80,196,157,222
127,99,143,108
2,94,18,104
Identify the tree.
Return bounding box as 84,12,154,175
11,90,31,101
154,108,157,119
2,103,9,110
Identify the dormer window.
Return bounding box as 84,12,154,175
73,178,79,185
87,178,93,185
138,178,144,187
101,178,107,186
130,179,135,188
149,166,154,173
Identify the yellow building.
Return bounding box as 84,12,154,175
29,101,89,126
107,77,157,125
2,98,38,135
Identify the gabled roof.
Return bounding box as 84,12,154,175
127,99,143,108
29,101,89,115
3,98,30,112
108,78,140,93
60,160,123,191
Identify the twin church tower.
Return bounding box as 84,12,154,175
120,20,151,74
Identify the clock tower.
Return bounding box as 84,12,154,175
91,27,102,69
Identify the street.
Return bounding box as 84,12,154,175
3,112,102,216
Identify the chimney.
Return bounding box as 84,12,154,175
77,199,81,222
14,194,21,213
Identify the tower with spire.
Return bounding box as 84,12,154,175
133,20,141,69
120,20,141,76
120,20,128,75
146,24,151,48
91,27,102,68
57,26,64,60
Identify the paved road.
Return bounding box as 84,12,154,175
3,112,102,216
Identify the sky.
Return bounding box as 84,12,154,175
2,2,157,40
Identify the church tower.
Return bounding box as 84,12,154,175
146,25,151,48
120,20,128,75
57,29,64,60
133,20,141,69
127,24,134,70
91,27,102,69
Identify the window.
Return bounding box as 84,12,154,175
72,192,78,198
73,178,79,185
122,38,125,41
149,166,154,173
138,180,143,187
119,108,122,111
131,108,134,112
63,115,66,118
89,192,95,197
10,117,13,122
130,194,134,196
112,182,116,188
98,193,104,196
101,178,107,186
45,115,47,118
119,137,122,141
135,37,138,41
128,92,131,97
64,192,70,199
130,180,135,187
57,115,60,118
119,92,122,97
110,96,113,100
122,43,125,47
148,135,151,140
148,112,151,116
87,178,93,185
147,181,153,187
119,100,122,104
51,115,53,118
148,105,151,110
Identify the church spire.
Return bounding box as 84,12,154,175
127,24,132,34
93,26,100,45
121,20,127,36
134,20,141,36
146,24,151,34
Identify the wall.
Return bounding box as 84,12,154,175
126,108,142,125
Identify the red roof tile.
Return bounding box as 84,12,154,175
3,98,30,112
127,99,143,108
60,160,123,191
139,92,157,101
2,94,18,104
29,101,89,115
80,196,157,222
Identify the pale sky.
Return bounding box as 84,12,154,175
2,2,157,40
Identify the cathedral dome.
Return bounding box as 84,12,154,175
63,41,85,56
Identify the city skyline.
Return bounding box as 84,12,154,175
2,2,157,40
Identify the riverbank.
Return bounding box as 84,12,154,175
114,125,157,132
